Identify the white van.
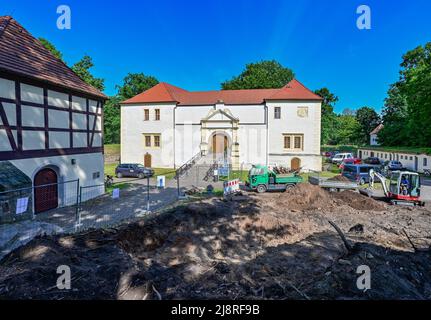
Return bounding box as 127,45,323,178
331,153,354,164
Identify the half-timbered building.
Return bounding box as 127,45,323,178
0,16,106,215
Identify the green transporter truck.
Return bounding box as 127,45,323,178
246,164,303,193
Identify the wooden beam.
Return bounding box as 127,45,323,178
0,100,17,151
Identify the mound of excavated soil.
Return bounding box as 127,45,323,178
333,190,387,211
278,183,336,211
327,175,351,182
276,183,387,212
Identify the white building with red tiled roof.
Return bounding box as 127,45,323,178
120,79,323,171
370,124,384,146
0,16,106,218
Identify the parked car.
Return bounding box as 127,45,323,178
115,163,154,178
382,160,404,174
363,157,381,165
342,164,376,185
339,157,362,170
331,153,354,164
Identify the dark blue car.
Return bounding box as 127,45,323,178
115,163,154,179
342,164,377,185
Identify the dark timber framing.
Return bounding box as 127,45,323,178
0,71,105,160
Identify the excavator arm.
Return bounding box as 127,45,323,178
371,171,390,197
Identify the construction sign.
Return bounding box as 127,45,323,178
223,179,240,196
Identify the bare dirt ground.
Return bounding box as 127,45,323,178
1,183,430,300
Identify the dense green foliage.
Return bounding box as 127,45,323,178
104,73,159,144
221,60,294,90
38,37,63,60
71,55,105,91
379,42,431,147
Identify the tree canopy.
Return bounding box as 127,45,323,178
103,73,160,144
71,55,105,91
379,42,431,147
355,107,380,145
221,60,294,90
38,37,63,61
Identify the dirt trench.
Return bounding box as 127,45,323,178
0,183,430,300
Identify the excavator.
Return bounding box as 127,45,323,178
360,170,425,206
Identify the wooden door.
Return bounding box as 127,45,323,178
34,168,58,214
212,135,227,154
144,153,152,167
291,158,301,171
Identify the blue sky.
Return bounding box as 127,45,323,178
1,0,430,113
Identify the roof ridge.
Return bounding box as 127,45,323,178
160,82,180,101
0,16,13,39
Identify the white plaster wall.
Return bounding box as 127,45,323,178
0,78,15,99
49,131,70,149
0,129,12,151
48,109,69,129
224,105,265,123
89,115,102,131
237,125,267,166
21,84,43,104
72,96,86,111
266,100,322,171
21,105,44,127
0,102,16,125
121,101,321,170
22,130,45,150
11,152,105,188
176,106,213,123
121,103,175,168
174,124,201,166
73,132,87,148
92,133,102,147
72,113,87,130
48,90,69,108
89,100,98,113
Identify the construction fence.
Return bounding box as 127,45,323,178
0,177,178,235
176,162,250,194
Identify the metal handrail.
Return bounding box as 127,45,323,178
174,150,204,179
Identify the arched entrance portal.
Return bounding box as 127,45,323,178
291,158,301,171
34,168,58,214
211,134,229,155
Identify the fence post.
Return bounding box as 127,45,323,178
177,172,181,198
146,176,150,212
75,181,81,230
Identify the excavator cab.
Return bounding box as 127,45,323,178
387,171,421,203
364,170,424,206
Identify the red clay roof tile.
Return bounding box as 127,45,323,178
121,79,322,105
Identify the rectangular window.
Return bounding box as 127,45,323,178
424,158,428,167
154,135,160,147
294,136,302,149
144,109,150,121
283,134,303,151
145,135,151,147
284,136,291,149
274,107,281,119
155,109,160,121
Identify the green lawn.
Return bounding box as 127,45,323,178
104,162,176,180
104,144,121,156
